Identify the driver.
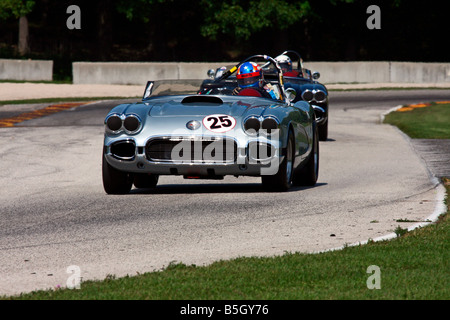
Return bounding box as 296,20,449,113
275,54,300,77
232,62,280,100
275,54,293,73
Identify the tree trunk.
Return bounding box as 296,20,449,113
18,15,29,56
97,0,113,60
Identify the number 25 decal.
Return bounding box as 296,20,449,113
203,114,236,133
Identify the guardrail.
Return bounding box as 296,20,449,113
0,59,53,81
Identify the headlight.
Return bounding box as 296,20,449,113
105,114,142,134
314,90,327,103
123,115,141,134
105,114,122,133
261,117,279,135
301,89,327,103
244,117,260,134
262,117,278,130
302,90,314,102
244,116,279,135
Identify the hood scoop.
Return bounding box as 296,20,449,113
181,95,223,105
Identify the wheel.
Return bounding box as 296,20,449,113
134,173,159,189
102,155,133,194
261,130,295,192
293,124,319,186
318,118,328,141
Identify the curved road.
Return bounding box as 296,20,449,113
0,89,448,296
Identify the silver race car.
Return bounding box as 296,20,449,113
102,55,319,193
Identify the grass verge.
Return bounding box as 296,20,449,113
383,102,450,139
1,101,449,301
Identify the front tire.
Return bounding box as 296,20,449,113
293,124,319,186
102,155,133,194
261,130,295,192
318,118,328,141
134,173,159,189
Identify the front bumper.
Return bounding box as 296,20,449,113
104,137,284,177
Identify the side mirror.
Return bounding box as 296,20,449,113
312,71,320,80
207,69,215,79
285,88,297,103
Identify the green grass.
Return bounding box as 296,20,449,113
1,100,449,301
383,103,450,139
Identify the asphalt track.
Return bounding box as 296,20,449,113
0,89,449,296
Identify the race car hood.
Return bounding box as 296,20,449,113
146,95,280,118
106,95,288,139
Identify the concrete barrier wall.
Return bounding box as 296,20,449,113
304,62,391,83
0,59,53,81
73,62,234,85
72,61,450,85
304,61,450,84
389,62,450,83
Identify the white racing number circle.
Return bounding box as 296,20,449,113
203,114,236,133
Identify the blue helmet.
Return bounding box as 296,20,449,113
236,62,261,88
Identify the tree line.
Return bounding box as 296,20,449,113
0,0,447,80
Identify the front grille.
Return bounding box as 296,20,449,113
146,138,237,163
110,140,136,160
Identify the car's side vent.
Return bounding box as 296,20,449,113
181,95,223,105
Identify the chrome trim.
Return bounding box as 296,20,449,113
144,136,239,163
109,139,137,161
186,120,201,130
312,105,326,125
262,116,280,126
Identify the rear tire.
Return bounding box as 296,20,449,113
102,155,133,194
261,130,295,192
293,124,319,186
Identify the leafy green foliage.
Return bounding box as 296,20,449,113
200,0,312,40
116,0,168,22
0,0,35,19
